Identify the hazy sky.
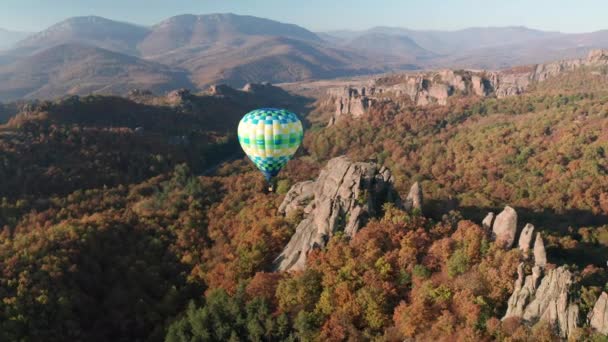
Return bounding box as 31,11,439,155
1,0,607,33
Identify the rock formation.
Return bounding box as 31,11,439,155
327,86,375,125
274,156,401,271
208,84,240,97
166,88,193,104
326,49,608,124
518,223,535,254
534,233,547,267
277,181,315,218
404,182,423,212
504,263,543,318
589,292,608,335
492,206,518,248
504,266,579,339
482,212,494,230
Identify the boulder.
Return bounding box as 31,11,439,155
518,223,535,254
534,233,547,267
274,156,399,271
589,292,608,335
504,266,579,339
492,206,518,248
482,212,494,230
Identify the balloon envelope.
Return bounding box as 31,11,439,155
238,108,303,181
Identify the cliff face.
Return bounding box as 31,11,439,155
274,156,409,272
590,292,608,335
504,265,579,339
326,49,608,124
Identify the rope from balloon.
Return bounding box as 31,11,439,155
263,170,276,192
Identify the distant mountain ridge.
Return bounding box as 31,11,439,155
0,43,192,101
321,26,608,69
139,13,322,57
0,28,31,51
0,13,393,100
3,13,608,101
13,16,150,56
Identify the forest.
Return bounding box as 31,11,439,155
2,70,608,341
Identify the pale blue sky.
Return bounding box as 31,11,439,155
1,0,607,33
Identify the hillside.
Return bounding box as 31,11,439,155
0,82,310,198
4,15,608,101
366,26,562,53
342,32,436,61
157,35,394,88
0,44,192,101
13,16,150,56
322,26,608,69
138,13,321,57
0,28,30,50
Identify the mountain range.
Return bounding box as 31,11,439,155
0,28,30,51
3,14,608,101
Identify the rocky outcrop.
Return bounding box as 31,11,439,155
504,266,579,339
208,84,240,97
278,181,315,217
327,86,375,125
482,212,494,230
504,263,543,318
404,182,423,212
326,49,608,123
589,292,608,335
492,206,518,248
166,88,193,104
518,223,535,254
274,156,400,271
471,75,491,96
534,233,547,267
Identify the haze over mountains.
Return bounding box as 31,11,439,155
2,13,608,101
0,28,30,51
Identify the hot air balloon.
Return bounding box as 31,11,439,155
238,108,303,188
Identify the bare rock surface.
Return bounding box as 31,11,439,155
518,223,535,254
327,86,374,125
166,88,192,104
274,156,400,271
325,50,608,124
492,206,518,248
590,292,608,335
404,182,423,212
534,233,547,267
504,266,579,338
482,212,494,230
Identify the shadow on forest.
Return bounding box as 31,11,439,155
425,199,608,267
66,224,202,342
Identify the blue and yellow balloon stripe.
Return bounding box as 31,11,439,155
238,108,303,181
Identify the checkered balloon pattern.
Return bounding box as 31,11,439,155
238,108,303,181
